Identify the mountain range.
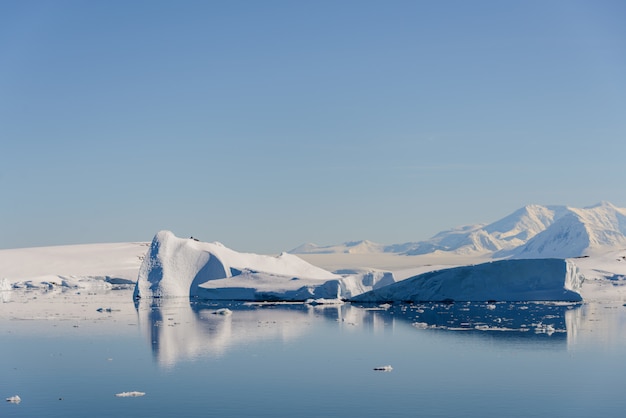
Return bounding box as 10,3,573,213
289,202,626,259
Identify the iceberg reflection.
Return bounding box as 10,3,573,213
136,299,350,367
137,299,587,367
565,302,626,348
358,302,581,339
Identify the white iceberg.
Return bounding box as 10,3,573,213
134,231,344,301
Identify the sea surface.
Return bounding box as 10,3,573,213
2,289,626,418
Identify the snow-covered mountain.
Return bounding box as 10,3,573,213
290,202,626,259
403,204,570,256
290,240,387,254
506,202,626,258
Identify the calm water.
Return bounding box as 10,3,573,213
2,290,626,417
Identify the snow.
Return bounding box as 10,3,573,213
351,259,584,303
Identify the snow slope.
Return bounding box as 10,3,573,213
351,259,584,303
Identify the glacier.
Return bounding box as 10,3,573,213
351,258,584,303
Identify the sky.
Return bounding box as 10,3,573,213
1,0,625,253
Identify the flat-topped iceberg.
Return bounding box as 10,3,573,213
133,231,344,300
351,258,584,303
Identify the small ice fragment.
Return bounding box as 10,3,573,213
213,308,232,316
6,395,21,403
373,365,393,372
115,391,145,397
305,298,343,305
534,323,556,335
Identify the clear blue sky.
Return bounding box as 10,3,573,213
1,0,625,253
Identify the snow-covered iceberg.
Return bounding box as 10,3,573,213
133,231,344,301
351,258,584,303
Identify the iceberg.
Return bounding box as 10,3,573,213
133,231,343,301
351,258,584,303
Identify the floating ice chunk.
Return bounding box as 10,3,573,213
115,391,145,397
533,323,557,335
474,325,521,332
305,298,344,305
6,395,21,403
373,365,393,372
213,308,232,316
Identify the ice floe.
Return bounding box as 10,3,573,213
115,391,145,397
